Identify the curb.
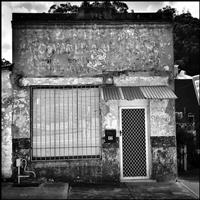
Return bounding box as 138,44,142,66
178,180,199,199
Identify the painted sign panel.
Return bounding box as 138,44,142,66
13,24,173,77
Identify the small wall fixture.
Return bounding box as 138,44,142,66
103,76,114,85
105,129,116,143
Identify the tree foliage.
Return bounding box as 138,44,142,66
48,1,129,14
157,6,200,76
48,3,79,14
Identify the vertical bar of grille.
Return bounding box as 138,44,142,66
81,87,83,158
67,88,69,157
99,86,101,156
53,89,57,157
94,87,96,155
30,88,33,160
90,86,92,155
63,88,65,158
85,87,87,155
72,87,74,157
77,87,78,157
45,89,46,160
49,89,51,158
39,88,42,160
59,89,61,159
35,89,37,159
35,90,37,158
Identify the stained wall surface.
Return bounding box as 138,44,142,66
150,99,177,180
2,70,13,178
9,16,176,182
13,23,173,78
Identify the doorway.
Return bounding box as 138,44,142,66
120,107,149,180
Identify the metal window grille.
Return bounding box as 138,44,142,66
31,86,101,161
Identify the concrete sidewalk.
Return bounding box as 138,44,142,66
1,182,69,199
1,181,196,199
178,179,199,199
177,168,199,199
68,181,196,199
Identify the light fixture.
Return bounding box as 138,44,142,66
103,76,114,85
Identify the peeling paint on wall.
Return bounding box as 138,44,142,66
114,74,169,87
102,145,120,182
151,147,177,181
10,17,176,182
12,88,30,138
20,77,103,86
13,24,173,77
101,100,119,134
1,70,13,178
104,112,118,129
150,99,176,136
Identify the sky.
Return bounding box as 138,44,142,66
1,1,199,62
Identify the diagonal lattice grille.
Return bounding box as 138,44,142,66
122,109,147,177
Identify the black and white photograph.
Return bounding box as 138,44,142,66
1,1,199,199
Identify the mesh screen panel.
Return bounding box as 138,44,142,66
122,108,147,177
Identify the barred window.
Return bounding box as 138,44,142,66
31,86,100,161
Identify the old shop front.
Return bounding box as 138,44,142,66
2,12,177,183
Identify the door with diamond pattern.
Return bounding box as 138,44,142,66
120,107,149,180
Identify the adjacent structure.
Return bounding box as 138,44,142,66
175,75,200,170
2,12,177,183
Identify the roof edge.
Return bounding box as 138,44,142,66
12,12,173,24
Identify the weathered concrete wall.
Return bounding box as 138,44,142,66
11,18,176,182
11,87,31,179
12,88,30,139
1,70,13,178
30,145,119,184
101,100,120,182
114,73,170,87
20,77,103,86
150,99,177,181
13,24,173,77
11,87,120,183
151,138,177,181
11,83,177,182
150,100,175,137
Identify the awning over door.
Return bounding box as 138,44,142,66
102,86,177,101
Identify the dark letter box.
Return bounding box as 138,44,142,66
105,129,116,143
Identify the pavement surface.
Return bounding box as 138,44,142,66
68,182,196,199
1,182,69,199
178,168,199,199
178,179,199,199
1,181,197,199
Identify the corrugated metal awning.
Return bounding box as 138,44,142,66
103,86,121,101
140,86,177,99
121,87,145,100
102,86,177,101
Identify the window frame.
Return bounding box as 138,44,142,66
30,85,102,162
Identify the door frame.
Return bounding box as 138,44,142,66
119,106,150,181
